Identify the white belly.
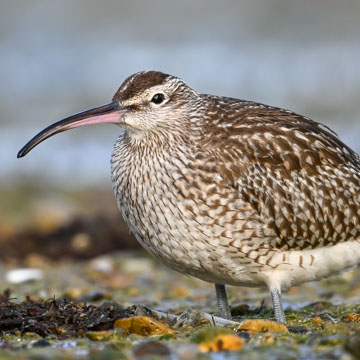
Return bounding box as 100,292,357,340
260,239,360,290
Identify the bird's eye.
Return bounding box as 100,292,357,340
151,93,165,104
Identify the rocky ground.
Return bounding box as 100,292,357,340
1,252,360,359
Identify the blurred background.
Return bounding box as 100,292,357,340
1,0,360,261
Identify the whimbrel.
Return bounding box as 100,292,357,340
18,71,360,324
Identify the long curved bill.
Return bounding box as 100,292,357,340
17,101,127,158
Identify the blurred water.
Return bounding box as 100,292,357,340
1,0,360,186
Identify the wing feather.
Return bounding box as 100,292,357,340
200,95,360,250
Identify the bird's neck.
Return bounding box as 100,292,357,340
111,127,198,176
124,123,201,153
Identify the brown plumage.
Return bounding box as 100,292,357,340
18,71,360,324
199,97,360,250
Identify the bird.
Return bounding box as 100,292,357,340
18,71,360,324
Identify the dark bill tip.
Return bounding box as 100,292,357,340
17,101,126,158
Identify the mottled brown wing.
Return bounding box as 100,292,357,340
201,95,360,250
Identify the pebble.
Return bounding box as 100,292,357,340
114,316,175,336
237,319,289,334
198,334,244,352
5,268,43,284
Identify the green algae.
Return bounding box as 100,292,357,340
191,326,236,344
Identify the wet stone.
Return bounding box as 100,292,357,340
237,319,289,334
344,331,360,358
133,341,172,358
198,334,244,352
237,331,250,340
114,316,175,336
287,326,311,334
32,339,51,347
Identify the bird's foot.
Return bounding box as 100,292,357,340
125,304,155,317
174,308,210,328
174,308,240,328
124,305,241,328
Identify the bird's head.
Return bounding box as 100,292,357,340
17,71,200,158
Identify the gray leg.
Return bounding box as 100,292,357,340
270,287,286,324
215,284,232,320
